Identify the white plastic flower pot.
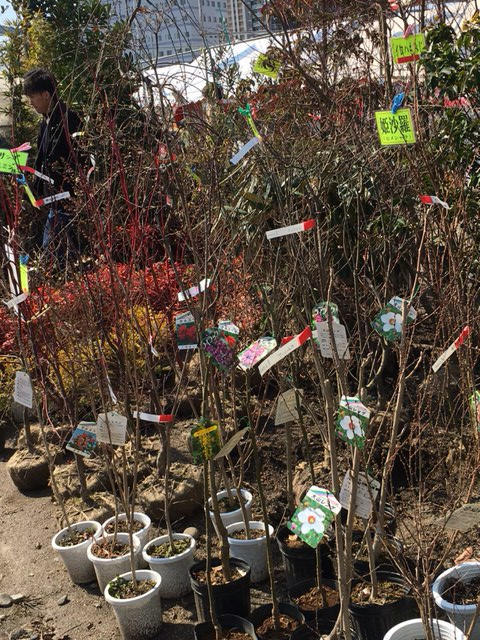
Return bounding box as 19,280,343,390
432,562,480,639
105,569,162,640
51,520,102,584
87,532,141,593
208,488,253,536
384,618,465,640
142,533,195,598
226,521,273,583
102,512,151,568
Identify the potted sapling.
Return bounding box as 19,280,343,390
52,518,102,584
432,562,480,637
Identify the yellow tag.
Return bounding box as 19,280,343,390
375,108,416,146
390,34,425,64
19,263,28,293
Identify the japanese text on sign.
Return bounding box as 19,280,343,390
375,108,416,146
390,33,425,64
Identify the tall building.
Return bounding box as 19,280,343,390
107,0,227,65
226,0,266,40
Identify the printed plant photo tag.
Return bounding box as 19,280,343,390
96,411,128,446
191,421,221,464
315,322,350,359
218,320,240,341
275,388,304,425
14,371,33,408
202,327,236,370
312,302,340,347
175,311,197,350
238,336,277,370
66,422,97,458
287,495,335,549
339,471,380,520
371,296,416,342
305,486,342,515
336,396,370,449
468,391,480,432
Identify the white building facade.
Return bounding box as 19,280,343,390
226,0,266,40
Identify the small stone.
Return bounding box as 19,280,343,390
9,630,30,640
0,614,6,621
28,573,34,577
35,542,42,550
57,595,69,606
94,602,102,609
0,594,12,607
10,594,25,603
183,526,199,539
29,635,39,640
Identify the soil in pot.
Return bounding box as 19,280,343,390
441,576,480,604
104,519,144,534
200,632,252,640
91,541,130,559
293,584,339,611
107,575,156,599
194,565,244,586
147,539,190,558
351,580,406,606
284,534,309,550
56,528,96,547
256,614,300,640
218,496,241,513
229,528,265,540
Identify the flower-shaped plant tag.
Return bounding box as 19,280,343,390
202,327,236,370
336,395,371,449
371,296,417,342
287,495,335,549
469,391,480,432
238,336,277,371
176,311,197,350
191,420,221,464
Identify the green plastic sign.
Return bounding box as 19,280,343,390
253,54,280,79
0,150,28,174
390,33,425,64
375,108,416,146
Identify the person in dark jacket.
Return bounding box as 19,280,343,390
23,68,81,263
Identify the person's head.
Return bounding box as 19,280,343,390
23,68,58,115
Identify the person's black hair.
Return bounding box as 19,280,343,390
23,68,57,96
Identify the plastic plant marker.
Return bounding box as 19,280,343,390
375,108,416,146
66,423,97,458
469,390,480,431
19,255,29,293
315,322,350,359
214,426,250,460
201,327,236,370
230,137,260,165
14,371,33,408
432,326,471,372
258,327,311,376
287,495,335,549
339,471,380,519
371,296,416,342
305,486,342,515
0,149,28,174
266,219,315,240
238,336,277,370
177,278,211,302
336,396,370,449
96,411,127,446
253,54,280,78
191,422,221,464
390,33,425,63
176,311,197,350
275,389,304,425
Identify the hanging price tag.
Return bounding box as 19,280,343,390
14,371,33,408
97,411,127,445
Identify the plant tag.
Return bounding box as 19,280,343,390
265,219,315,240
253,53,281,78
238,336,277,370
97,411,127,445
287,495,335,548
375,108,416,146
66,423,97,458
5,292,28,309
230,137,260,165
35,191,71,207
258,327,311,376
371,297,416,342
275,389,303,425
470,391,480,432
177,278,211,302
445,504,480,532
14,371,33,408
218,320,240,339
0,149,28,174
339,471,380,520
191,422,221,464
202,327,236,370
336,396,370,449
390,33,425,63
133,411,174,423
214,426,249,459
432,326,471,372
315,322,350,359
312,302,339,326
175,311,197,350
305,486,342,515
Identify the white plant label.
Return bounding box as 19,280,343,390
339,471,380,520
177,278,211,302
315,322,350,359
97,411,127,445
258,327,311,376
275,389,304,425
5,292,27,309
14,371,33,408
230,137,260,165
306,486,342,515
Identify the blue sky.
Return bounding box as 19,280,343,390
1,2,16,23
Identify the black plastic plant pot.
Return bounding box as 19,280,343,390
288,578,340,634
276,526,335,589
194,614,258,639
250,602,305,640
348,570,419,640
290,626,322,640
189,557,251,623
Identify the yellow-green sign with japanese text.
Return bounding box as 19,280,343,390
375,108,416,146
390,33,425,64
